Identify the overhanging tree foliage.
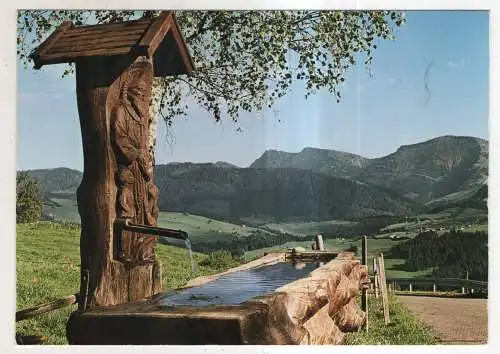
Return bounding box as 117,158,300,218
18,10,406,126
16,172,43,223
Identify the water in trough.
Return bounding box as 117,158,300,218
154,261,319,307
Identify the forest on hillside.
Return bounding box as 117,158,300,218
387,230,488,281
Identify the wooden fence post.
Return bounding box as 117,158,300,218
373,257,379,298
377,254,390,325
315,234,325,251
361,236,368,331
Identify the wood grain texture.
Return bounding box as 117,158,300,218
247,254,367,344
138,12,172,57
48,39,139,54
361,236,368,330
16,334,48,345
38,47,135,64
75,55,160,309
129,263,154,301
16,294,78,322
59,28,146,42
31,21,73,68
377,254,391,324
169,13,195,72
301,304,345,344
373,257,379,298
65,19,150,34
332,297,366,332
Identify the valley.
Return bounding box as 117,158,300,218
25,135,488,280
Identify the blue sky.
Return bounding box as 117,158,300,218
16,10,489,171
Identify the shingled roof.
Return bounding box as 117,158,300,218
31,11,194,76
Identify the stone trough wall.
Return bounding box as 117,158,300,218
67,252,367,345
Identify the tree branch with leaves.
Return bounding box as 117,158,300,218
17,10,406,160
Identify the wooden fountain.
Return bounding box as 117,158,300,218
31,11,194,311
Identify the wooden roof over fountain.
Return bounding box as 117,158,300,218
31,11,194,76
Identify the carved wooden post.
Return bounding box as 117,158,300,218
31,12,194,309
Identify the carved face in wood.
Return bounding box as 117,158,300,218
122,60,153,119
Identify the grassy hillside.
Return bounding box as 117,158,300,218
40,195,487,259
156,164,419,220
24,167,82,198
42,198,80,223
263,220,359,237
16,222,240,344
387,229,488,281
39,198,269,241
157,212,258,240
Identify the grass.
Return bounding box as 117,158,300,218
157,211,258,241
263,220,359,237
16,222,240,344
345,295,437,345
42,199,267,242
382,258,433,278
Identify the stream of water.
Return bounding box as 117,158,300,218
184,238,197,274
158,236,197,275
154,261,319,307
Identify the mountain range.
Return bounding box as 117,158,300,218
24,135,488,222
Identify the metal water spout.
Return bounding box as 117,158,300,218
114,218,189,240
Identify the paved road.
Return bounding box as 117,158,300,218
397,296,488,344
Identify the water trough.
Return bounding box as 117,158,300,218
67,251,367,345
